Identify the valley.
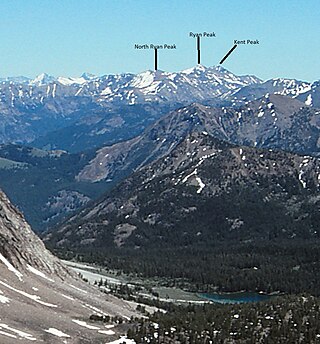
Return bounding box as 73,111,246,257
64,260,208,305
65,259,277,305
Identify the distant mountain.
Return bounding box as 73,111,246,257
95,65,261,104
76,94,320,186
213,94,320,156
232,78,312,104
232,76,320,109
45,130,320,253
30,102,176,153
1,65,317,154
0,66,262,152
30,73,57,86
0,188,139,343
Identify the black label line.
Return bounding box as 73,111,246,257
154,48,158,71
197,36,200,64
220,44,237,64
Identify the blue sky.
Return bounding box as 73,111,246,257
0,0,319,81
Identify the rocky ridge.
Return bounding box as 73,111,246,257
0,189,140,343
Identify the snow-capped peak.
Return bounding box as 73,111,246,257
57,76,88,86
212,65,228,73
131,70,160,88
182,64,208,74
0,66,265,108
30,73,56,86
81,72,97,80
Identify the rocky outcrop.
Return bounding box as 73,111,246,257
0,189,140,343
0,190,67,276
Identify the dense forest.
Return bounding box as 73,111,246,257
56,238,320,296
127,295,320,343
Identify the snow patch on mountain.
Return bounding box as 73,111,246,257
0,253,23,281
305,94,313,106
44,328,70,338
195,176,205,193
0,290,10,304
26,264,55,282
57,76,88,86
0,324,37,341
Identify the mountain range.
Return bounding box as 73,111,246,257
0,65,259,152
76,94,320,186
0,66,319,233
45,128,320,252
0,65,317,154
